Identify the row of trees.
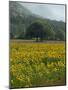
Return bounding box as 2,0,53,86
26,21,54,41
10,20,65,41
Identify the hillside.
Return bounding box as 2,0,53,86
9,1,65,40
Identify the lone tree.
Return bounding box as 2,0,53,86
26,21,45,42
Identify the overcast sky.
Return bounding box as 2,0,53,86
20,2,65,22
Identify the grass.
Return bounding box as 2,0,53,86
10,40,66,88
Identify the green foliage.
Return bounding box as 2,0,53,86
26,21,46,41
10,1,65,41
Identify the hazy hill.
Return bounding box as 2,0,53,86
9,1,37,37
9,1,65,40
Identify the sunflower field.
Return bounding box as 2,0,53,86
10,41,66,88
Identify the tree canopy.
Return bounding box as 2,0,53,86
26,21,55,41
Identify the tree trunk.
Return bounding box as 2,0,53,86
36,37,38,42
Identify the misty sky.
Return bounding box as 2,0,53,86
20,2,65,22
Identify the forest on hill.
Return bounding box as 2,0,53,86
9,1,66,41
